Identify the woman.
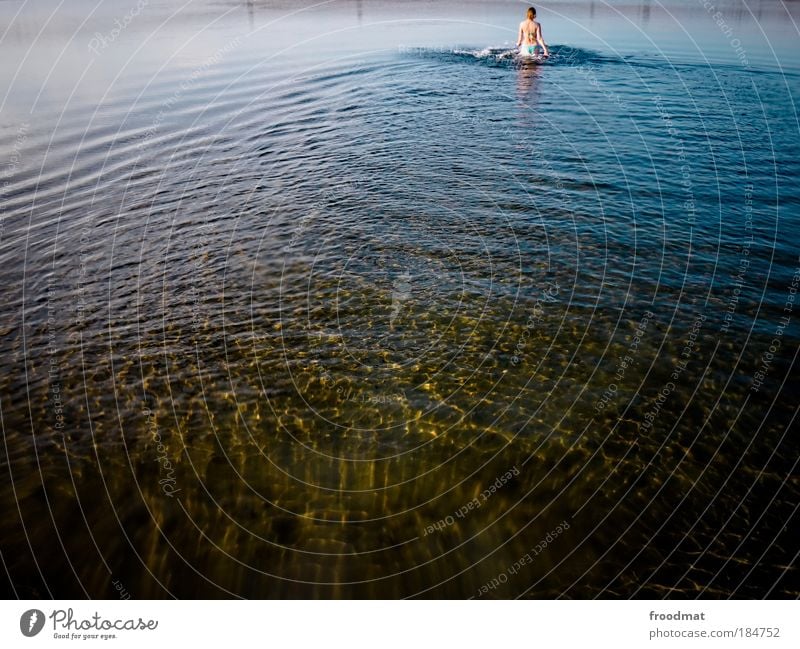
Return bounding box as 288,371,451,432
517,7,549,58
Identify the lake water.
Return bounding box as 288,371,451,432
1,0,798,598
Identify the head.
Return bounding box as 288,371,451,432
527,7,536,20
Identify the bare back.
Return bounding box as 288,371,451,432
519,19,541,45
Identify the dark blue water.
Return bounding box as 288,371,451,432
0,0,798,598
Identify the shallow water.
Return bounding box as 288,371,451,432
1,0,798,598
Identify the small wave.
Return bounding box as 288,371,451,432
452,46,517,60
405,45,613,69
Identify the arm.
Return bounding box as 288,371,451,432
536,24,549,56
516,23,524,46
